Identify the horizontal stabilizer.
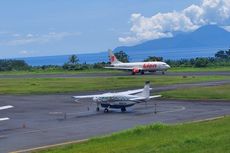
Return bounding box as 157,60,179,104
130,95,161,101
117,88,152,95
129,97,147,101
149,95,162,99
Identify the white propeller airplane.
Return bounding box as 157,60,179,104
73,81,161,112
105,49,170,75
0,105,13,121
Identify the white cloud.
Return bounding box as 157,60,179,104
222,25,230,31
19,50,30,55
119,0,230,44
0,32,80,46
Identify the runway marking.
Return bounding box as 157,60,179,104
49,112,64,115
134,105,186,115
159,106,186,114
0,134,7,139
4,106,187,138
10,138,89,153
2,113,132,138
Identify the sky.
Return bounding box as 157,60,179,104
0,0,229,58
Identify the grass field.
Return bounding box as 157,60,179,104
161,84,230,100
170,66,230,72
0,69,122,75
35,116,230,153
0,66,229,75
0,75,229,95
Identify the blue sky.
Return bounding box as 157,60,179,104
0,0,228,58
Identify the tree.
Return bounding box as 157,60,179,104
63,54,81,70
114,51,129,62
225,49,230,57
144,56,163,62
194,58,208,67
93,62,108,69
68,54,79,64
0,59,30,71
215,50,227,59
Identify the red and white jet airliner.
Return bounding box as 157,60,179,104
105,50,170,75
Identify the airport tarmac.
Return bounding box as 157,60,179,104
0,71,229,79
0,81,229,153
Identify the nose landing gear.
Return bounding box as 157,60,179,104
104,108,109,113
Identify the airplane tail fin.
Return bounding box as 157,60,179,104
133,81,161,101
108,49,122,65
136,81,150,98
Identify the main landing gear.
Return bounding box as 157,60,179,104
96,103,100,112
121,107,126,112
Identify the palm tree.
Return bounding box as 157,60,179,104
68,54,79,64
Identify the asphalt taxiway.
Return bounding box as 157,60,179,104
0,80,230,153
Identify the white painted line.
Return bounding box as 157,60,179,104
159,106,186,114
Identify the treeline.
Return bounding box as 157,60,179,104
165,57,230,67
144,49,230,67
167,49,230,67
0,49,229,71
0,59,30,71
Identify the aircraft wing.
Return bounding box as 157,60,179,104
73,88,153,101
0,105,13,110
73,95,98,102
104,67,143,70
73,95,100,99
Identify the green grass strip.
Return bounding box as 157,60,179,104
0,76,229,95
35,116,230,153
0,66,229,75
162,84,230,100
170,66,230,72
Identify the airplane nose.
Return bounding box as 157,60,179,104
166,64,171,69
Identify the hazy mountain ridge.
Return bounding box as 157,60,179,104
115,25,230,52
15,25,230,66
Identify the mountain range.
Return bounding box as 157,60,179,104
18,25,230,66
114,25,230,59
